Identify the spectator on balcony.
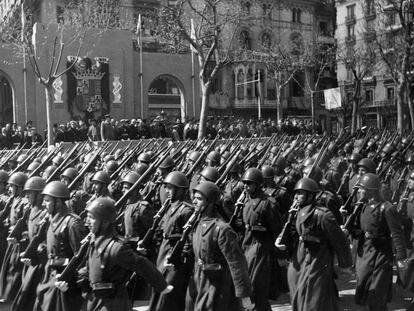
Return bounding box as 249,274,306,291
100,114,115,141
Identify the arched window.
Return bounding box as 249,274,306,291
240,30,251,49
237,69,244,99
262,32,271,48
241,1,251,15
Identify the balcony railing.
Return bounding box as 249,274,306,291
346,15,356,25
363,99,396,107
345,35,356,45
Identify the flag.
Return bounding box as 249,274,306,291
324,87,342,110
190,19,197,53
136,14,142,47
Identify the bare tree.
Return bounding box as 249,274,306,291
337,43,377,134
373,0,414,131
156,0,242,139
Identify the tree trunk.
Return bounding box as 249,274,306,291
276,84,282,121
351,80,361,134
198,83,209,139
45,82,55,146
397,82,405,133
310,90,315,133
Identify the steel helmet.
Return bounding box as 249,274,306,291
303,165,323,184
381,144,394,156
303,157,315,167
103,154,115,163
42,181,70,199
163,171,189,188
344,142,353,154
138,152,152,164
270,146,278,155
221,151,231,161
228,162,242,174
294,177,319,193
114,148,123,160
8,156,18,163
122,171,141,185
159,156,175,169
8,172,28,187
274,157,287,170
193,181,220,203
91,171,111,184
206,151,220,164
357,173,381,190
17,154,27,163
261,165,275,179
86,197,117,223
52,155,64,167
134,163,149,175
146,150,156,160
189,151,201,162
357,158,376,173
27,162,41,172
24,176,46,192
61,167,78,181
0,170,9,183
105,160,119,174
349,153,363,164
306,144,315,152
43,165,57,177
242,168,264,185
199,166,220,182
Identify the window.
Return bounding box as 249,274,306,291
319,21,329,36
387,87,395,100
347,5,355,18
292,8,301,23
386,12,396,26
365,0,375,15
262,3,272,17
365,89,373,103
247,68,253,99
237,69,244,99
262,32,271,48
240,30,251,49
347,24,355,37
347,68,353,82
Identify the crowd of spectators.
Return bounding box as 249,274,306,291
0,114,320,148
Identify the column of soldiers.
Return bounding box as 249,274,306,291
0,129,412,311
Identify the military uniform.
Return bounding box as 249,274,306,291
11,206,48,311
79,228,167,311
34,211,87,311
68,189,90,217
149,200,194,311
355,200,407,309
191,213,252,311
292,203,352,311
222,178,244,220
0,196,28,302
242,190,281,311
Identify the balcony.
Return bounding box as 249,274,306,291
362,76,376,87
317,32,336,45
345,15,356,25
362,99,396,108
364,9,376,21
233,98,276,109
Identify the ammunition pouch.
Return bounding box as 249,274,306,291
91,282,116,298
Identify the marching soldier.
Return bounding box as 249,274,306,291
286,177,352,311
190,181,254,311
11,177,47,311
241,168,281,311
34,181,88,311
0,170,10,268
0,172,28,302
353,173,407,311
55,197,173,311
87,171,113,205
141,171,194,311
222,162,244,220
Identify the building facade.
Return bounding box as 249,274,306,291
335,0,406,131
0,0,337,132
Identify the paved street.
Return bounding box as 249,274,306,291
132,273,414,311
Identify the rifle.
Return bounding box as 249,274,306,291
277,200,299,246
217,139,244,174
114,143,174,221
46,143,82,183
340,177,360,215
0,144,24,170
185,136,218,179
391,166,409,203
28,144,63,178
139,198,171,249
216,150,242,188
0,197,14,230
167,209,200,266
342,200,365,234
228,190,247,230
68,142,110,191
11,140,46,175
57,232,92,283
20,217,49,260
305,138,329,179
268,135,289,168
336,165,353,196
